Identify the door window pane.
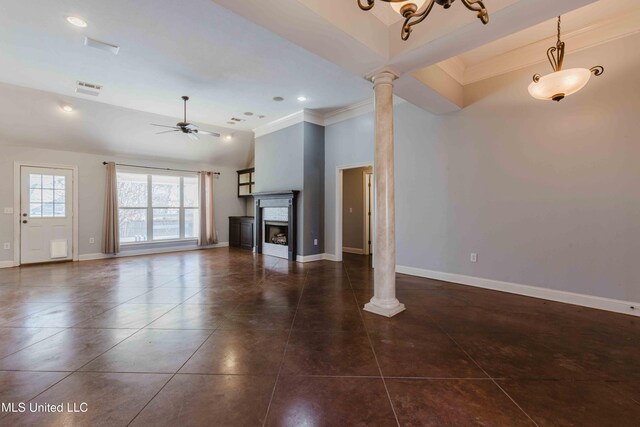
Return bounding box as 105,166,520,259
119,209,148,243
42,175,54,189
185,208,199,239
117,173,148,208
42,189,54,203
30,174,42,189
153,209,180,240
152,176,180,207
184,176,198,208
28,173,66,217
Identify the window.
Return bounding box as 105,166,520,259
29,174,67,217
117,171,199,244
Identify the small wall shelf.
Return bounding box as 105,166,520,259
237,168,255,198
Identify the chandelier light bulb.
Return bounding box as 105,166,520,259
390,0,428,16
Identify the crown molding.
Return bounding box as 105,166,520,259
438,9,640,86
253,96,409,138
253,109,323,138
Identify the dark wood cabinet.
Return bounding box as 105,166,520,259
229,216,254,250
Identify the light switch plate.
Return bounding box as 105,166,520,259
3,243,10,250
3,208,13,214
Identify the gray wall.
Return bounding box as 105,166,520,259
302,122,325,255
324,34,640,303
0,145,244,262
342,166,371,250
255,121,325,256
255,123,305,253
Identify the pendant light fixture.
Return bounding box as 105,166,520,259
357,0,488,41
529,16,604,102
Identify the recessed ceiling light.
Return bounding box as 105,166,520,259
297,96,308,102
225,135,233,142
273,97,284,102
61,105,74,113
66,16,87,28
244,112,254,116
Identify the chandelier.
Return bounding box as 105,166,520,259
357,0,489,41
529,16,604,102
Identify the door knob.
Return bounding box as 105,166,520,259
22,220,27,224
22,213,27,217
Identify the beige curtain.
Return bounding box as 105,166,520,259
199,171,218,246
102,162,120,254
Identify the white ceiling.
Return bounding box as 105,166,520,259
0,0,372,132
0,82,254,167
437,0,640,85
0,0,622,163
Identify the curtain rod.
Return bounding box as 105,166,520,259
102,162,220,175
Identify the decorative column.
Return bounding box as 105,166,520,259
363,69,406,318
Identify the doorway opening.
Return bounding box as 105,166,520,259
338,165,373,261
14,162,79,265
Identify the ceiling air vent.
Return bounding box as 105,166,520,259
84,37,120,55
75,81,102,97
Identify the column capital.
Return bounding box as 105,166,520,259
365,67,400,87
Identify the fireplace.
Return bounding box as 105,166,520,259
265,222,288,246
254,191,298,261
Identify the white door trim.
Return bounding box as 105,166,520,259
362,170,373,256
335,162,373,263
13,161,80,265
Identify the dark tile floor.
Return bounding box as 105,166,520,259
0,248,639,426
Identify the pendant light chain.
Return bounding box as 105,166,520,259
557,16,562,47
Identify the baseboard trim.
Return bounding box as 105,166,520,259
296,253,325,263
322,253,339,262
0,260,17,269
342,247,364,255
396,265,640,317
78,242,230,261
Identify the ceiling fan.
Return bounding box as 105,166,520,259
151,96,220,141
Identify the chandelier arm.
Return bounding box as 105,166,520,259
546,47,559,72
357,0,375,11
401,0,436,41
460,0,489,24
590,66,604,76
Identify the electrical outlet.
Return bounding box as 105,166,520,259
349,207,353,213
470,253,478,263
314,239,318,246
89,238,95,244
3,243,10,250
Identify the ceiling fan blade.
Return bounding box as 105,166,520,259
151,124,180,129
156,130,180,135
187,133,199,141
196,130,221,137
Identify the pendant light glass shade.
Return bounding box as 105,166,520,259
390,0,428,15
528,68,592,102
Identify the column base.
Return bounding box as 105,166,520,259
363,297,406,318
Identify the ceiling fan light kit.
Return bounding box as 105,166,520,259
151,96,220,140
357,0,489,40
529,16,604,102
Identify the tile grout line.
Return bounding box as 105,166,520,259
262,258,310,427
425,313,540,427
343,258,402,427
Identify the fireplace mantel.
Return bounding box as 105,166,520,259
254,191,298,261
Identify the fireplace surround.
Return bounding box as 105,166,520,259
253,191,298,261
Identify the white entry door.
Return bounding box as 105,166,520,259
20,166,74,264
